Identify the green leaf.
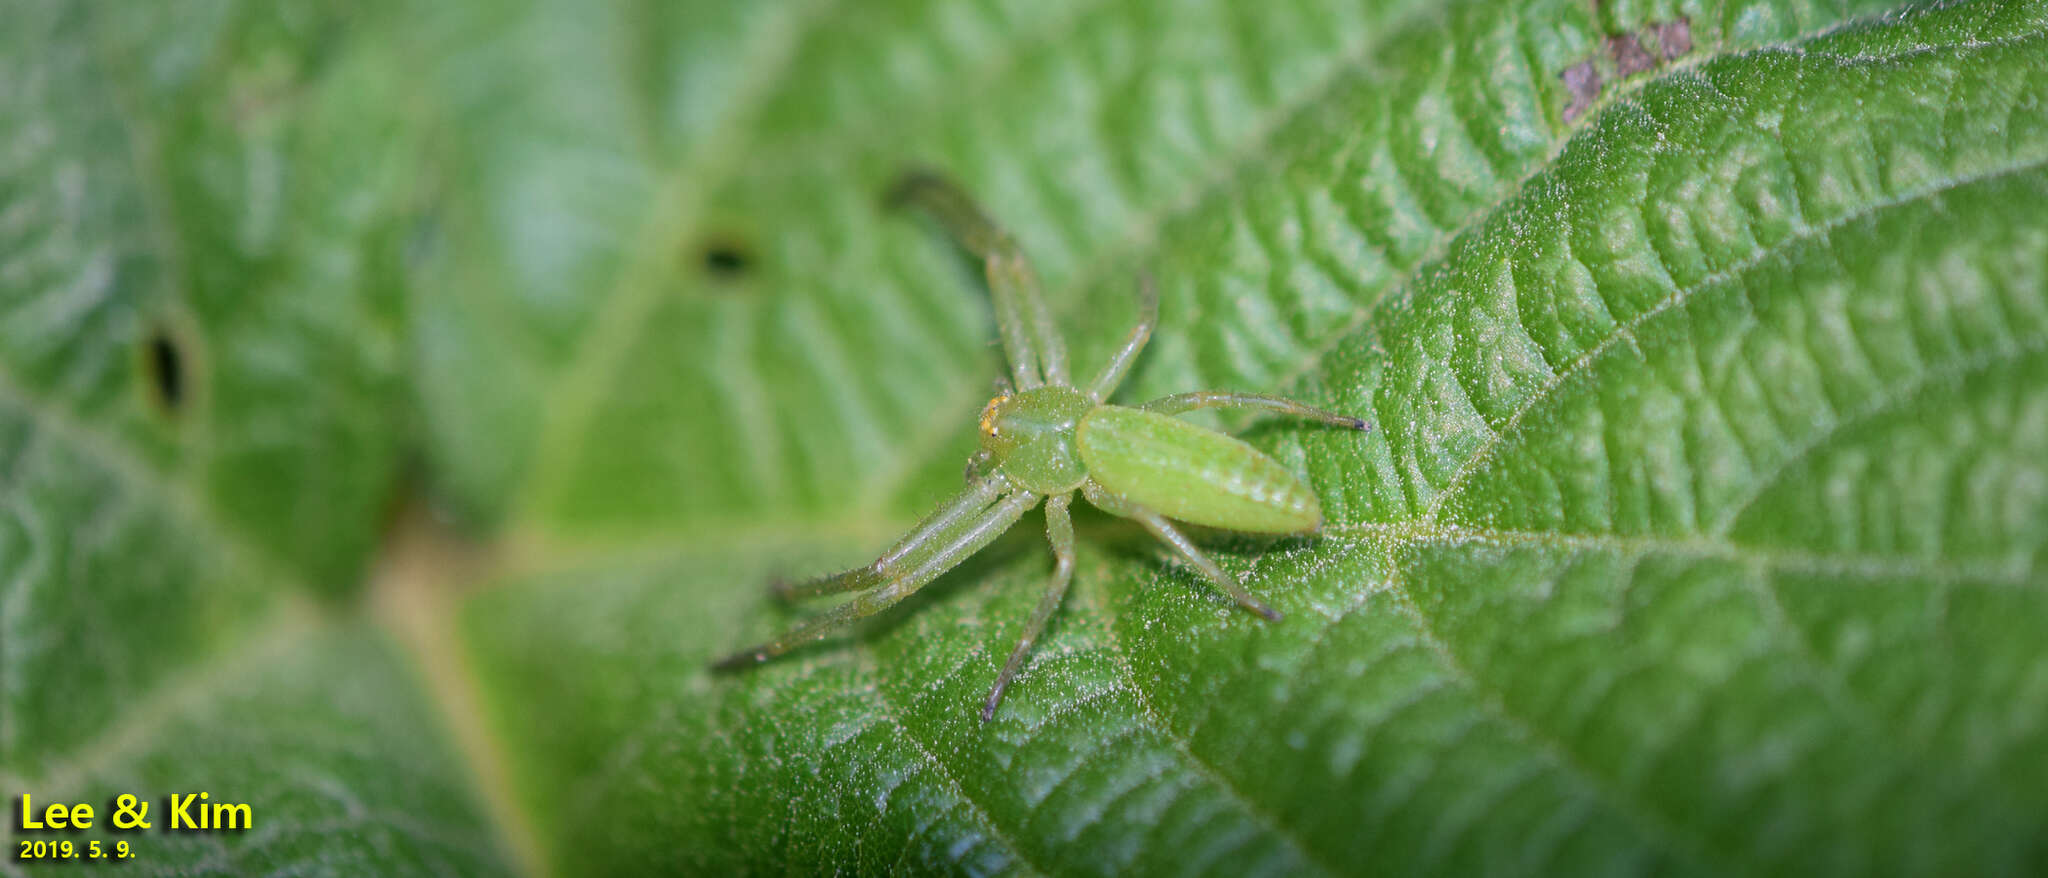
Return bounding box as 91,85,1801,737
3,4,507,875
12,0,2047,877
440,0,2048,875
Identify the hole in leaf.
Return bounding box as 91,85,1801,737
145,328,186,415
699,237,753,282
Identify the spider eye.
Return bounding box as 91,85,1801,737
978,393,1010,439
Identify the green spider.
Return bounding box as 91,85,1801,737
715,173,1370,721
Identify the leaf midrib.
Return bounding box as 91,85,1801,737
1336,522,2040,588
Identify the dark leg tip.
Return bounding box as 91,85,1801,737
711,650,767,672
1349,417,1372,431
1256,605,1284,623
981,686,1008,723
883,168,944,210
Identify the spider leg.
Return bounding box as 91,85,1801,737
1140,391,1369,431
1088,275,1158,401
715,491,1040,669
774,476,1007,602
889,171,1066,388
982,492,1076,721
1083,482,1280,621
962,448,995,484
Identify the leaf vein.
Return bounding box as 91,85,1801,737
1384,577,1729,873
1423,154,2048,525
513,0,846,522
1079,566,1345,878
1711,317,2048,537
857,645,1053,878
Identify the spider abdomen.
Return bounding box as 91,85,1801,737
1077,406,1322,535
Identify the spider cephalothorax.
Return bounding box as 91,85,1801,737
977,386,1090,493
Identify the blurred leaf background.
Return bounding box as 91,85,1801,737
4,0,2046,875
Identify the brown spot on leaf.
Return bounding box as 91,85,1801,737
1654,18,1693,60
1561,15,1693,125
1561,60,1603,122
1608,34,1656,76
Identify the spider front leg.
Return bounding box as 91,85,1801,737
715,490,1040,669
889,171,1066,388
983,492,1077,721
1082,481,1282,622
1141,391,1370,431
772,475,1007,602
1089,275,1158,401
